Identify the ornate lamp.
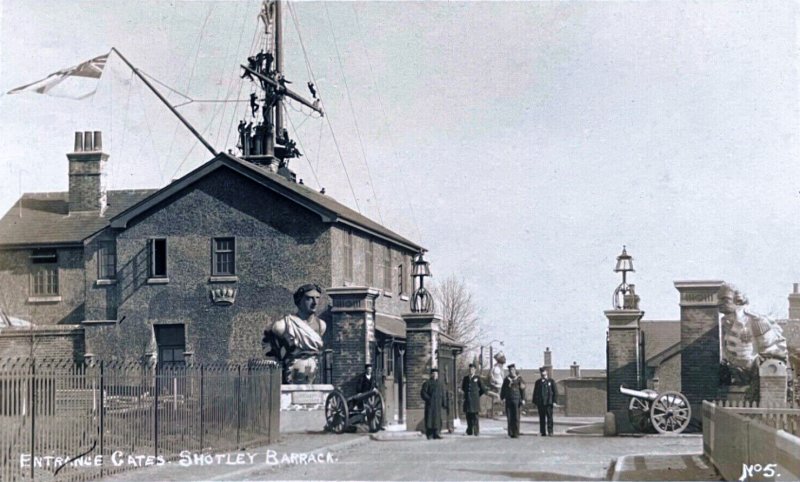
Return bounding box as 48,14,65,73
411,251,434,313
612,246,637,309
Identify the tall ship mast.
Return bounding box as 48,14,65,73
237,0,323,180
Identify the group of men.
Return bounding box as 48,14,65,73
421,360,558,439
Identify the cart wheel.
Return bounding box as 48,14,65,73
650,391,691,434
627,389,657,433
325,390,349,434
363,390,384,433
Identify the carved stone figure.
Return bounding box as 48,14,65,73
718,283,788,386
264,284,327,384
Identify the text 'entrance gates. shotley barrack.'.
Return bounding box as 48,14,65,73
0,358,281,481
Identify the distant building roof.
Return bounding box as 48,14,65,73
518,368,606,382
0,190,157,247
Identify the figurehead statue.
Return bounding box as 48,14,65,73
490,351,507,393
264,283,327,384
718,283,788,386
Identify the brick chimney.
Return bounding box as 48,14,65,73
570,361,581,378
68,131,108,214
789,283,800,319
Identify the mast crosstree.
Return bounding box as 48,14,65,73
237,0,322,178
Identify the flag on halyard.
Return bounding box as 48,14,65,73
7,52,110,99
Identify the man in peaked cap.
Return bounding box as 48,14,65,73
500,363,526,438
532,366,558,436
420,367,446,439
461,363,486,436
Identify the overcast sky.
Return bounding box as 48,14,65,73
1,1,798,370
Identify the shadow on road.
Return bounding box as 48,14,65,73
454,468,604,481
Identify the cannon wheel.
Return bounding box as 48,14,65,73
650,391,691,434
363,390,385,433
325,390,349,434
627,389,658,433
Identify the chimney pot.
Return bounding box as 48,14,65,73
93,131,102,151
83,131,93,151
794,283,799,294
74,132,83,152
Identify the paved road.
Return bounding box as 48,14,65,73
103,418,707,481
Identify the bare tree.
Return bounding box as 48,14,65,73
431,275,484,354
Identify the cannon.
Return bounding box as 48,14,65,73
325,388,385,434
620,386,691,434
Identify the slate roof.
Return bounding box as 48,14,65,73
0,153,422,252
0,190,157,247
640,320,681,363
110,153,423,252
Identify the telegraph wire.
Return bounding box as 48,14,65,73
287,1,362,213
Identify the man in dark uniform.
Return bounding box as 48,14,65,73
532,366,558,436
500,363,525,438
420,367,445,439
357,363,377,394
461,363,485,436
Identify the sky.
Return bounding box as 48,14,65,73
1,1,799,370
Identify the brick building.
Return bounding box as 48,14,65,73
0,131,462,429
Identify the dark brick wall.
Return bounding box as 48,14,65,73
0,326,85,361
607,327,639,412
85,167,333,365
0,247,85,325
329,311,367,395
680,306,720,411
330,226,415,318
562,378,606,416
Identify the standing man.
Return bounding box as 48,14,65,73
532,366,557,436
500,364,526,438
420,368,445,439
488,352,506,417
461,363,485,436
358,363,377,394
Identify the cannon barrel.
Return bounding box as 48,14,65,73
346,388,379,403
619,385,659,401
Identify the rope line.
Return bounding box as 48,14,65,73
351,3,424,241
284,104,321,189
325,4,383,223
288,2,361,213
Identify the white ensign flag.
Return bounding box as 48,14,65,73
7,52,110,99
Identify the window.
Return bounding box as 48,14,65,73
397,263,405,296
155,324,185,366
212,237,235,276
149,238,168,278
365,240,374,286
30,249,58,296
98,241,116,279
343,230,353,281
382,245,392,292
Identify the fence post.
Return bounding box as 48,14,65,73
236,365,241,449
30,359,35,480
100,361,105,478
154,364,159,459
200,365,204,450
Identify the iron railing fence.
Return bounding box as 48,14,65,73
0,358,281,481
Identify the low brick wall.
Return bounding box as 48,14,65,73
0,325,85,361
703,401,800,481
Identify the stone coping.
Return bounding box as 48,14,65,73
281,384,334,392
0,324,84,336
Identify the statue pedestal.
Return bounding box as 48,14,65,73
280,384,334,433
759,359,788,407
